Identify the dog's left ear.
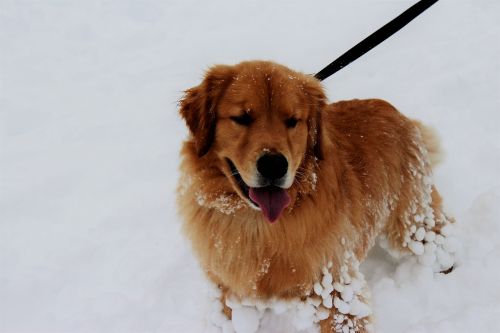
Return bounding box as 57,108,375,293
179,65,234,157
304,78,328,160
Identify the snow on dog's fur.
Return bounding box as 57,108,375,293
177,61,458,332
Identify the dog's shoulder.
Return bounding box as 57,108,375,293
327,98,400,120
325,98,412,138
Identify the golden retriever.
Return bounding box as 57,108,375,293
177,61,457,332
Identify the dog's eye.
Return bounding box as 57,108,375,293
285,117,298,128
230,114,253,126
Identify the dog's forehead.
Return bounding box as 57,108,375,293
222,65,307,114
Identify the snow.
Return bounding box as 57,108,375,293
231,307,260,333
408,240,425,256
1,0,499,332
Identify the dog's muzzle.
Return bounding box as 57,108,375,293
226,156,291,223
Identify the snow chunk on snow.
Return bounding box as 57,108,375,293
334,297,351,314
291,303,316,330
415,227,426,241
341,285,354,303
424,242,437,254
323,294,333,309
232,306,260,333
313,282,323,296
349,298,371,318
271,300,288,314
435,234,445,245
321,285,334,300
408,240,425,255
322,270,333,286
316,307,330,321
333,282,344,292
436,247,454,270
424,230,436,242
418,252,437,266
440,224,453,236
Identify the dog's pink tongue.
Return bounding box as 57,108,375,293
249,186,291,223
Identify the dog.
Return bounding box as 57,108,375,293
177,61,457,332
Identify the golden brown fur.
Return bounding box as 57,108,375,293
177,61,454,332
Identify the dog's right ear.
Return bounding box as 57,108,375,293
179,65,234,157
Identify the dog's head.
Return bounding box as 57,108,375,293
180,61,327,222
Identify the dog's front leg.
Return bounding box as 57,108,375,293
205,283,236,332
315,260,373,333
218,286,233,320
319,311,372,333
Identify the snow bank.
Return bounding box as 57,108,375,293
0,0,499,332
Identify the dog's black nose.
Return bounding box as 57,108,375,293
257,153,288,180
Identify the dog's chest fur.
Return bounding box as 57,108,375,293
178,148,391,299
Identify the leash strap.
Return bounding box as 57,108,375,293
314,0,440,81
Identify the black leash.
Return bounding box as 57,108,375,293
314,0,440,81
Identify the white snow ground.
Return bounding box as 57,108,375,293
1,0,499,332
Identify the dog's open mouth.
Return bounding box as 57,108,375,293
226,158,291,223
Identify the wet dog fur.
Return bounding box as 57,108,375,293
177,60,454,332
